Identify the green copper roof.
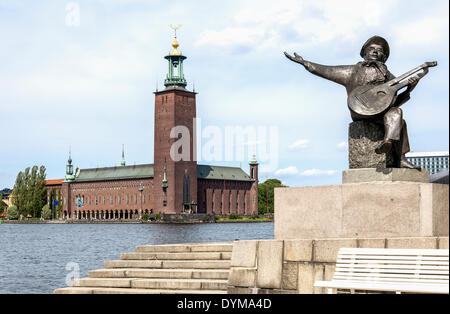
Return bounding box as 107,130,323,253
197,165,253,181
249,155,258,165
71,164,252,183
75,164,154,182
164,54,187,87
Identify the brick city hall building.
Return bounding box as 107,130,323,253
46,33,259,220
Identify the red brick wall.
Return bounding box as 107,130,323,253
67,178,153,218
153,89,197,214
197,179,257,216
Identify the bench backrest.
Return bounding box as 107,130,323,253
334,248,449,285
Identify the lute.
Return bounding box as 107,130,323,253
348,61,437,118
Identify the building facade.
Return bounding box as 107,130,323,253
405,151,449,175
46,33,259,220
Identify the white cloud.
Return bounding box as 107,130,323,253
275,166,299,176
195,0,399,53
392,3,449,48
288,139,310,150
337,141,348,149
0,0,447,190
300,169,337,176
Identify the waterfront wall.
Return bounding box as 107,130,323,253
227,237,449,294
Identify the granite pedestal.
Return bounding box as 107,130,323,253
274,169,448,239
343,168,430,184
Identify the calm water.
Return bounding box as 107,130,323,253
0,222,273,294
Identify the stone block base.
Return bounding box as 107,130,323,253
343,168,430,184
228,237,448,294
349,121,396,168
274,182,448,239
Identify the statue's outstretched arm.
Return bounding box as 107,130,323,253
284,51,354,87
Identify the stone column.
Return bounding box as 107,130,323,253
348,120,396,168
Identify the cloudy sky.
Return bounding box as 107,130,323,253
0,0,448,189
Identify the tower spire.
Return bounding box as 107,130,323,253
64,146,75,182
169,24,182,55
164,25,187,88
121,144,126,166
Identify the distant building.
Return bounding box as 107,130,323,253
45,32,259,220
405,151,449,175
430,170,449,184
1,189,13,211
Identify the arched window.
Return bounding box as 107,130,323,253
244,191,247,211
183,175,190,205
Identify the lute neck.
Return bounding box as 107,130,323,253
389,62,436,86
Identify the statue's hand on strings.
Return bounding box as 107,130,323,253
406,76,419,93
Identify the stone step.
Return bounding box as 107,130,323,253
73,278,138,288
88,268,229,280
54,241,235,294
104,259,231,269
132,278,229,291
54,287,227,294
120,252,232,260
135,243,233,253
72,277,228,291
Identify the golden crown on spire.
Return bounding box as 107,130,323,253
169,24,182,55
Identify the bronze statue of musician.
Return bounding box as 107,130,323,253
284,35,437,169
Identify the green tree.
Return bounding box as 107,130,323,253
32,166,47,218
41,204,51,220
7,205,19,220
258,179,287,215
12,171,25,215
12,165,48,218
0,193,4,213
48,189,55,219
26,166,38,217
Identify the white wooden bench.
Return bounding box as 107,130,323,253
314,248,449,294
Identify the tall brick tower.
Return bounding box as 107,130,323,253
249,155,259,215
153,28,197,214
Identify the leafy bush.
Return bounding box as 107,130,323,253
258,179,287,215
7,205,19,220
155,213,161,220
41,204,51,220
202,215,209,222
228,214,242,220
141,213,148,221
214,215,222,221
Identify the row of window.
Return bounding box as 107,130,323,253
411,161,449,164
75,192,147,207
208,190,255,213
408,157,449,163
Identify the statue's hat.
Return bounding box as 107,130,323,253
360,36,390,60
